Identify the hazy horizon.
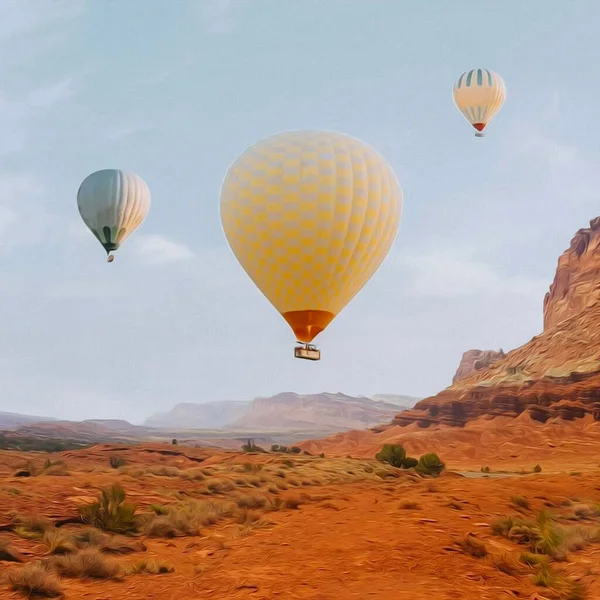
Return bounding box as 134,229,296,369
1,1,598,421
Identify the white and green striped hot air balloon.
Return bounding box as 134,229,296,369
453,69,506,137
77,169,151,262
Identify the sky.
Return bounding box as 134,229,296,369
1,0,600,423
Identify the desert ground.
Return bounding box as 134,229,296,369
1,432,600,600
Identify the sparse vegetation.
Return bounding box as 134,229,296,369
42,529,77,555
533,464,542,473
49,548,122,580
125,559,174,575
458,533,488,558
415,453,445,477
375,444,406,468
6,562,63,598
79,485,140,534
511,495,531,510
109,455,126,469
0,536,22,562
241,439,267,453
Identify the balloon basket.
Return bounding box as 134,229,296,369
294,344,321,361
474,132,484,138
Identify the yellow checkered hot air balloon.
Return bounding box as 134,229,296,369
453,69,506,137
220,130,403,361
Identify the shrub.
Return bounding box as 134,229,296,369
402,457,418,469
375,444,406,468
172,439,178,445
126,559,174,575
7,562,63,598
109,455,126,469
79,485,139,534
0,536,22,562
14,514,53,540
290,447,301,454
50,548,121,580
481,466,490,473
43,529,77,555
416,453,445,476
458,534,488,558
533,464,542,473
511,496,531,510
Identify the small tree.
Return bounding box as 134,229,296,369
533,464,542,473
416,453,445,477
171,439,178,445
375,444,406,468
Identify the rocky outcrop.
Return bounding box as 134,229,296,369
544,216,600,330
452,349,506,384
386,216,600,429
231,392,401,431
145,401,250,429
145,393,407,432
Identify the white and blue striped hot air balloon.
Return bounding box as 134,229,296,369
453,69,506,137
77,169,151,262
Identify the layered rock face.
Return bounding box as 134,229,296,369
452,349,506,384
391,217,600,428
544,216,600,330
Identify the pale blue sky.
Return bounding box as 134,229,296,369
1,1,599,422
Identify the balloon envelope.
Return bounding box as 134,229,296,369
220,130,403,343
453,69,506,134
77,169,151,256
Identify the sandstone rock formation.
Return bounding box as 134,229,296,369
452,349,506,384
544,216,600,330
386,216,600,429
230,392,401,431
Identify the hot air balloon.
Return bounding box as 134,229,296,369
77,169,151,262
220,130,403,361
453,69,506,137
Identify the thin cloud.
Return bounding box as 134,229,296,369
132,234,195,265
401,252,548,300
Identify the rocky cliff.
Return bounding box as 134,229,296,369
543,216,600,330
387,216,600,429
230,392,402,431
452,349,506,384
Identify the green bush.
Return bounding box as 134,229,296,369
533,464,542,473
402,457,418,469
290,447,301,454
79,485,139,534
416,453,445,477
375,444,406,468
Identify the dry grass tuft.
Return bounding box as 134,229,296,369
49,548,122,580
125,559,175,575
14,514,53,540
0,535,23,562
458,534,488,558
7,562,63,598
42,529,77,555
